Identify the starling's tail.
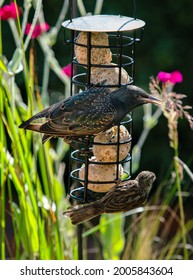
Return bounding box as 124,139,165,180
20,124,42,132
19,105,54,129
64,203,102,225
20,123,53,144
42,134,53,144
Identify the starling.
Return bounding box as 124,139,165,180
64,171,156,225
19,85,162,143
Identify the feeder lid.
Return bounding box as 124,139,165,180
62,14,145,32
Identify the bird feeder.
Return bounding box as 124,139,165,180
62,3,145,204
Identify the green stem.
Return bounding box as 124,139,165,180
0,19,2,54
173,135,188,259
32,0,45,24
175,156,193,182
4,97,38,215
24,0,43,51
21,1,32,37
94,0,104,15
41,57,50,106
77,0,87,16
8,19,21,48
54,0,69,36
0,80,5,260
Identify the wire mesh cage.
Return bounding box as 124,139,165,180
62,4,145,205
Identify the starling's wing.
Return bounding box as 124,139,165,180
65,89,118,133
22,86,118,137
101,180,147,213
19,101,63,129
19,87,107,134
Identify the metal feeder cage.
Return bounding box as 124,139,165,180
62,4,145,205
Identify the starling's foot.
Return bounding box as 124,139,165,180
64,136,93,156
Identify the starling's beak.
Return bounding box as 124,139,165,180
140,94,163,106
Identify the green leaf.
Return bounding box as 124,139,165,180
7,48,24,74
100,214,125,260
0,57,8,73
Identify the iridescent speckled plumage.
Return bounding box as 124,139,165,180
19,84,162,143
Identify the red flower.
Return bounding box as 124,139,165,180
157,70,183,84
0,2,21,20
25,23,50,39
62,63,74,78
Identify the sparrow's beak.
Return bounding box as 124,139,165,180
140,94,163,106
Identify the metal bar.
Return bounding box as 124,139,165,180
77,224,83,260
86,32,92,87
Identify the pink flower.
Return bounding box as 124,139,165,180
157,70,183,84
170,71,183,84
0,2,21,20
62,63,74,78
25,23,50,39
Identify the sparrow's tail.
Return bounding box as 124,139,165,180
64,203,103,225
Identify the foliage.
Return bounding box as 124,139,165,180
0,0,73,260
